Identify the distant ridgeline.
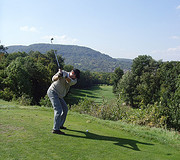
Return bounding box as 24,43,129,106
7,43,132,72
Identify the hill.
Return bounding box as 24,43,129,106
7,43,132,72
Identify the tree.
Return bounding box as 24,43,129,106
171,74,180,130
2,55,50,104
131,55,160,107
112,67,124,93
63,65,74,72
0,45,8,66
158,61,180,129
75,70,93,89
4,57,32,99
0,45,8,53
117,71,135,106
0,50,66,104
24,57,50,104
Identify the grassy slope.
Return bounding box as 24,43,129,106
66,85,116,104
0,100,180,160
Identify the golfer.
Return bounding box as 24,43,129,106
47,69,80,135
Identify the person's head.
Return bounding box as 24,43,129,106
69,69,80,80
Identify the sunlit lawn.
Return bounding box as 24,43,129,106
66,85,116,104
0,100,180,160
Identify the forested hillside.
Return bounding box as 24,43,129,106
7,44,132,72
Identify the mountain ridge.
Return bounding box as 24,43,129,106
7,43,132,72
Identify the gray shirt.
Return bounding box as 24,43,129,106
48,70,77,98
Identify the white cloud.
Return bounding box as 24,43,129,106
42,35,78,44
20,26,38,32
150,45,180,61
176,5,180,9
167,46,180,52
170,36,180,39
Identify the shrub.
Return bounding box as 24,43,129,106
17,94,33,106
118,102,168,128
39,95,52,107
70,97,168,129
98,98,130,121
0,87,14,101
71,97,98,116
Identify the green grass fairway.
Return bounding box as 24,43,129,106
66,85,116,104
0,100,180,160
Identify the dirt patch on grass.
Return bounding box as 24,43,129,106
0,123,25,134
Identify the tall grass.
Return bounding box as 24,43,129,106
71,98,166,127
70,98,180,147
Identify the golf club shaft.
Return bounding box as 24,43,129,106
54,50,60,69
51,38,61,69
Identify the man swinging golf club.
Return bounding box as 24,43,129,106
47,38,80,135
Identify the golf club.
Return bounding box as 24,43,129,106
51,38,60,69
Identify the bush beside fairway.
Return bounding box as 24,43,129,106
0,100,180,160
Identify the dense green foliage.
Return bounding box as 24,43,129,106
115,55,180,130
0,50,63,104
111,67,124,93
71,98,167,129
0,50,114,104
7,43,133,72
0,45,8,54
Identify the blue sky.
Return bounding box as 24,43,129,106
1,0,180,61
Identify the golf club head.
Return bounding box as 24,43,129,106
51,38,54,44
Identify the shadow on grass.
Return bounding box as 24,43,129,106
65,90,99,105
65,129,154,151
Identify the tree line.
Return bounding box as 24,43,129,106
0,49,114,104
113,55,180,130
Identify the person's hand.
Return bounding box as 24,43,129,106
65,77,71,83
58,72,63,78
58,69,63,78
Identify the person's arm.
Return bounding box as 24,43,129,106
69,78,77,86
52,69,63,81
65,77,71,83
52,75,59,81
63,72,76,84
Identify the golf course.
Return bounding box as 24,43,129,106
1,1,180,159
0,99,179,160
65,85,116,104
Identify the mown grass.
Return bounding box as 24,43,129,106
0,100,180,160
65,85,116,105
